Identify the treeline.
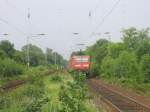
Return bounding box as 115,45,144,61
86,27,150,83
0,40,67,77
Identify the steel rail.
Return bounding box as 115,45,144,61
0,70,55,92
87,79,150,112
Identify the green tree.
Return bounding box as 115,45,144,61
122,27,150,52
46,48,54,64
22,44,45,66
86,39,109,74
13,50,26,64
0,40,15,58
140,54,150,83
101,56,115,77
107,42,126,58
136,41,150,60
113,51,139,78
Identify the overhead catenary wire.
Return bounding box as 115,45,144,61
89,0,102,17
4,0,42,36
89,0,121,37
0,17,27,35
4,0,26,16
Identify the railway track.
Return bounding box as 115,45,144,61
87,78,150,112
0,70,55,92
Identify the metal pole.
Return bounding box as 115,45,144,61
45,49,47,66
55,52,56,66
27,36,30,68
27,9,30,68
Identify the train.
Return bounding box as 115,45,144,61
69,54,91,75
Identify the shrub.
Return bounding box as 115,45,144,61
113,51,139,78
140,54,150,83
50,75,62,82
24,76,45,98
101,51,139,79
22,97,49,112
0,58,24,77
59,73,89,112
101,56,115,77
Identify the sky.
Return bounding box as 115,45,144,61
0,0,150,59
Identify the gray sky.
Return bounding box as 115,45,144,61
0,0,150,59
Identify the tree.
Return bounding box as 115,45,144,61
136,41,150,60
141,54,150,83
0,40,15,58
107,42,126,58
13,50,26,64
22,44,45,66
46,48,66,67
86,39,109,74
122,27,150,52
113,51,139,78
46,48,54,64
101,56,115,77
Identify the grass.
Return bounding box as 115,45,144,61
0,71,101,112
42,73,100,112
102,76,150,97
0,66,50,86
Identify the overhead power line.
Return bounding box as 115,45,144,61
5,0,26,16
91,0,121,35
0,17,26,35
89,0,102,16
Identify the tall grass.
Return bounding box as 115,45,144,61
0,58,24,77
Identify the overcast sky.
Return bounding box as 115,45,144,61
0,0,150,59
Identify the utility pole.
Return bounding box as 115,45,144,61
27,9,31,68
54,52,56,66
27,36,30,68
26,10,46,68
45,48,48,66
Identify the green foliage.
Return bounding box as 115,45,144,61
107,43,126,58
22,44,45,66
0,73,51,112
50,75,63,82
86,27,150,94
114,51,139,78
136,41,150,60
22,97,49,112
0,93,11,110
86,39,109,75
46,48,67,67
13,50,26,64
0,58,24,77
24,76,45,98
59,73,89,112
0,40,15,58
122,27,150,51
141,54,150,83
101,56,115,77
101,52,139,79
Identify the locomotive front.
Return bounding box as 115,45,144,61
69,55,91,75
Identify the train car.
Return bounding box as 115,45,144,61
69,55,91,75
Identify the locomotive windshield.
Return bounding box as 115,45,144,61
73,56,90,63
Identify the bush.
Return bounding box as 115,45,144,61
140,54,150,83
59,73,89,112
50,75,62,82
0,58,24,77
101,56,115,77
101,51,139,79
113,51,139,78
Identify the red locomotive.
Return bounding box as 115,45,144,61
69,55,91,74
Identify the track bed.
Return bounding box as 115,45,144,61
87,78,150,112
